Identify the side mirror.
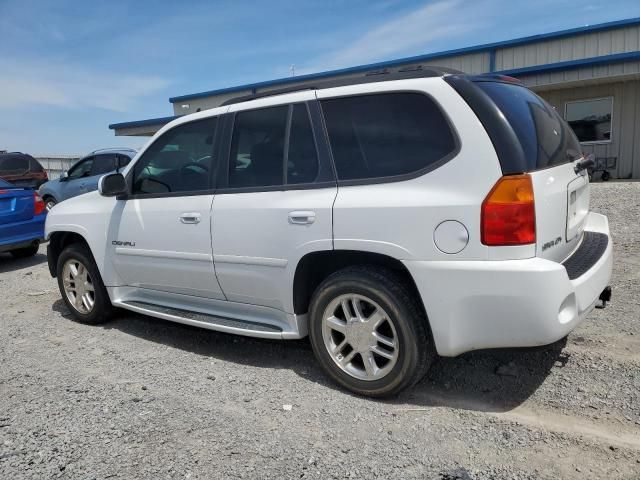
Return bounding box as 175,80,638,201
59,171,69,181
98,173,127,197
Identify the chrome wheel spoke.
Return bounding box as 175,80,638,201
373,331,395,348
338,349,357,367
82,292,94,311
340,299,352,320
370,345,394,360
367,309,385,330
69,263,79,278
332,337,348,354
361,351,377,377
325,315,347,334
351,298,364,321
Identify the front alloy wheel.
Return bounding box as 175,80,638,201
322,294,399,381
62,258,96,314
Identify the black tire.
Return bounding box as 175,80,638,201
601,171,610,181
10,242,40,258
56,242,114,325
308,265,434,397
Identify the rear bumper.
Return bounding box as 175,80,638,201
0,214,46,253
404,212,613,356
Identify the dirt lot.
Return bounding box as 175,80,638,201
1,182,639,479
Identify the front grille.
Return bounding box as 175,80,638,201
562,231,608,280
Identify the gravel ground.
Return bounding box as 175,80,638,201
1,181,639,479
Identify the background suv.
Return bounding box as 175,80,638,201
0,152,48,189
44,69,613,397
39,148,136,211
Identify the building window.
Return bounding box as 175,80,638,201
565,97,613,143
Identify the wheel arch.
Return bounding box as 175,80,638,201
292,250,426,318
47,231,91,277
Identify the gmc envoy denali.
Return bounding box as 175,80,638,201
45,68,613,397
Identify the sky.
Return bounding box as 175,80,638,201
1,0,639,156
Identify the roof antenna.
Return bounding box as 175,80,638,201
290,64,295,77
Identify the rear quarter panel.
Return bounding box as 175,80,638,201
320,78,503,261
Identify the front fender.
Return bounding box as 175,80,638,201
44,191,123,287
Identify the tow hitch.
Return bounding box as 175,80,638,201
596,286,612,309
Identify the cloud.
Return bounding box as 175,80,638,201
0,59,170,112
302,0,482,73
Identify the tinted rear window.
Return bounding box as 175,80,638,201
321,93,457,181
0,155,29,173
476,82,582,170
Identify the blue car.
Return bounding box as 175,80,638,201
0,178,46,258
39,148,136,211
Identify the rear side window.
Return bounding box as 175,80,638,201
228,103,320,188
476,82,582,170
287,104,318,184
229,106,288,188
321,93,457,181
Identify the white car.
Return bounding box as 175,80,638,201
45,69,613,397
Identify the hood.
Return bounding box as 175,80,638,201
39,178,61,192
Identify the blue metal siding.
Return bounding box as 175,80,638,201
496,51,640,76
169,17,640,103
109,115,178,130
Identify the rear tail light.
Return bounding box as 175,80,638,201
34,192,46,215
481,174,535,246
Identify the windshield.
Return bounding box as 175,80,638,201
476,81,582,170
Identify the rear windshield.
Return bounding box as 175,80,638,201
0,154,30,174
476,82,582,170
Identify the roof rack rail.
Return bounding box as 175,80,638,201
90,147,138,154
221,65,463,106
468,73,524,84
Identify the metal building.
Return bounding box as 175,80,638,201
110,17,640,179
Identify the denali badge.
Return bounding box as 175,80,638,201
542,237,562,251
112,240,136,247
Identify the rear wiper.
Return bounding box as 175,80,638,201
574,154,595,174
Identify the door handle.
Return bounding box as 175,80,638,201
179,213,201,224
288,210,316,225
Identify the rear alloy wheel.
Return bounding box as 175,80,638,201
309,266,434,397
56,243,113,324
322,294,399,381
45,197,57,211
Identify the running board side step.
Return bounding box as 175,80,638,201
115,300,285,339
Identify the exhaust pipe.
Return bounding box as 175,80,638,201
596,286,612,309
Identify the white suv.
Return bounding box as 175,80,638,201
45,69,613,397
